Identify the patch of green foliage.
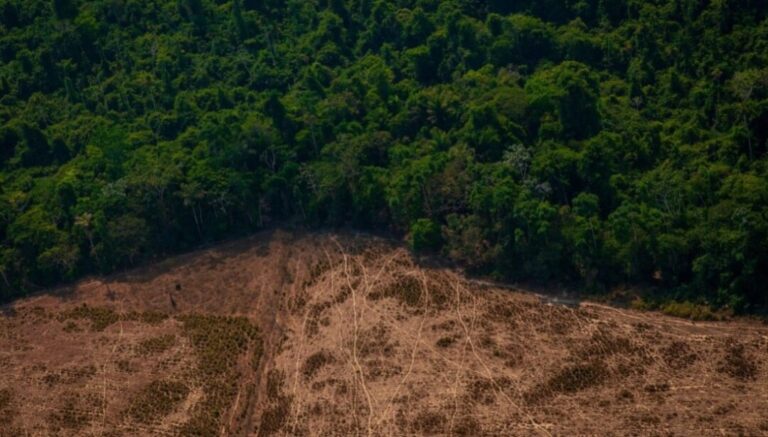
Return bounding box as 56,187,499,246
409,218,442,253
660,301,718,321
630,296,729,321
1,0,768,311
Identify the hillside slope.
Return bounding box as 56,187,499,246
1,231,767,435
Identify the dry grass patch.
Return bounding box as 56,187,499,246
62,320,82,333
178,315,262,436
453,416,482,436
56,307,168,334
57,305,119,332
116,359,138,373
411,410,446,434
576,327,638,359
48,392,101,432
436,336,457,348
370,275,423,307
525,361,609,404
302,350,335,381
136,334,176,356
306,301,333,338
0,388,15,428
661,341,698,370
125,380,189,424
303,260,332,288
719,340,759,380
466,378,496,405
123,311,169,325
259,370,292,435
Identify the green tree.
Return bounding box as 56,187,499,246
410,218,442,253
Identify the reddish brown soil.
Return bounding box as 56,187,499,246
1,230,767,436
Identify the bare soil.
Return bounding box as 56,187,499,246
1,230,767,436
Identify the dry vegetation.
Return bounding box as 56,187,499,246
178,314,262,436
125,380,189,424
1,230,767,435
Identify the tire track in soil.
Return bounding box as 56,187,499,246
240,242,292,437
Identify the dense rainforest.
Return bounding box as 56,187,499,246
0,0,767,311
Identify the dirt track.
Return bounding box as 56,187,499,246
1,231,767,436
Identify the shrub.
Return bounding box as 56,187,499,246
409,218,442,253
660,301,716,321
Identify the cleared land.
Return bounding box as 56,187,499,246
1,231,767,436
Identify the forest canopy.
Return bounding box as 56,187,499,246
1,0,767,311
